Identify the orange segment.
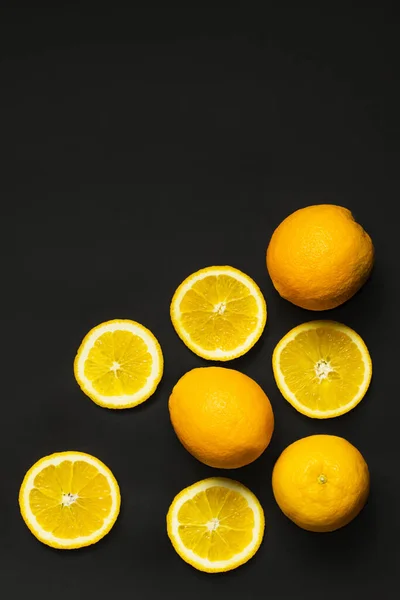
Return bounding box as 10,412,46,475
35,505,63,533
29,489,60,512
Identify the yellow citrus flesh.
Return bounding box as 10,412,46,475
272,321,372,418
19,451,121,549
74,319,164,408
170,266,266,361
167,478,264,573
272,435,370,532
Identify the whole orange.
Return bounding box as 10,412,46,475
272,435,370,532
266,204,374,310
169,367,274,469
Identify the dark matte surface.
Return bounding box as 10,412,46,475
1,5,399,599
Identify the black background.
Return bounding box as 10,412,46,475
1,4,399,599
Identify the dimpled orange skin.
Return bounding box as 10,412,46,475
266,205,374,310
169,367,274,469
272,435,370,533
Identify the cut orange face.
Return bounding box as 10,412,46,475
272,321,372,418
19,451,121,549
74,319,164,408
167,478,265,572
170,266,267,361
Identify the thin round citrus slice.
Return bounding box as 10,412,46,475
272,321,372,419
166,477,265,573
170,266,267,361
74,319,164,408
19,451,121,549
